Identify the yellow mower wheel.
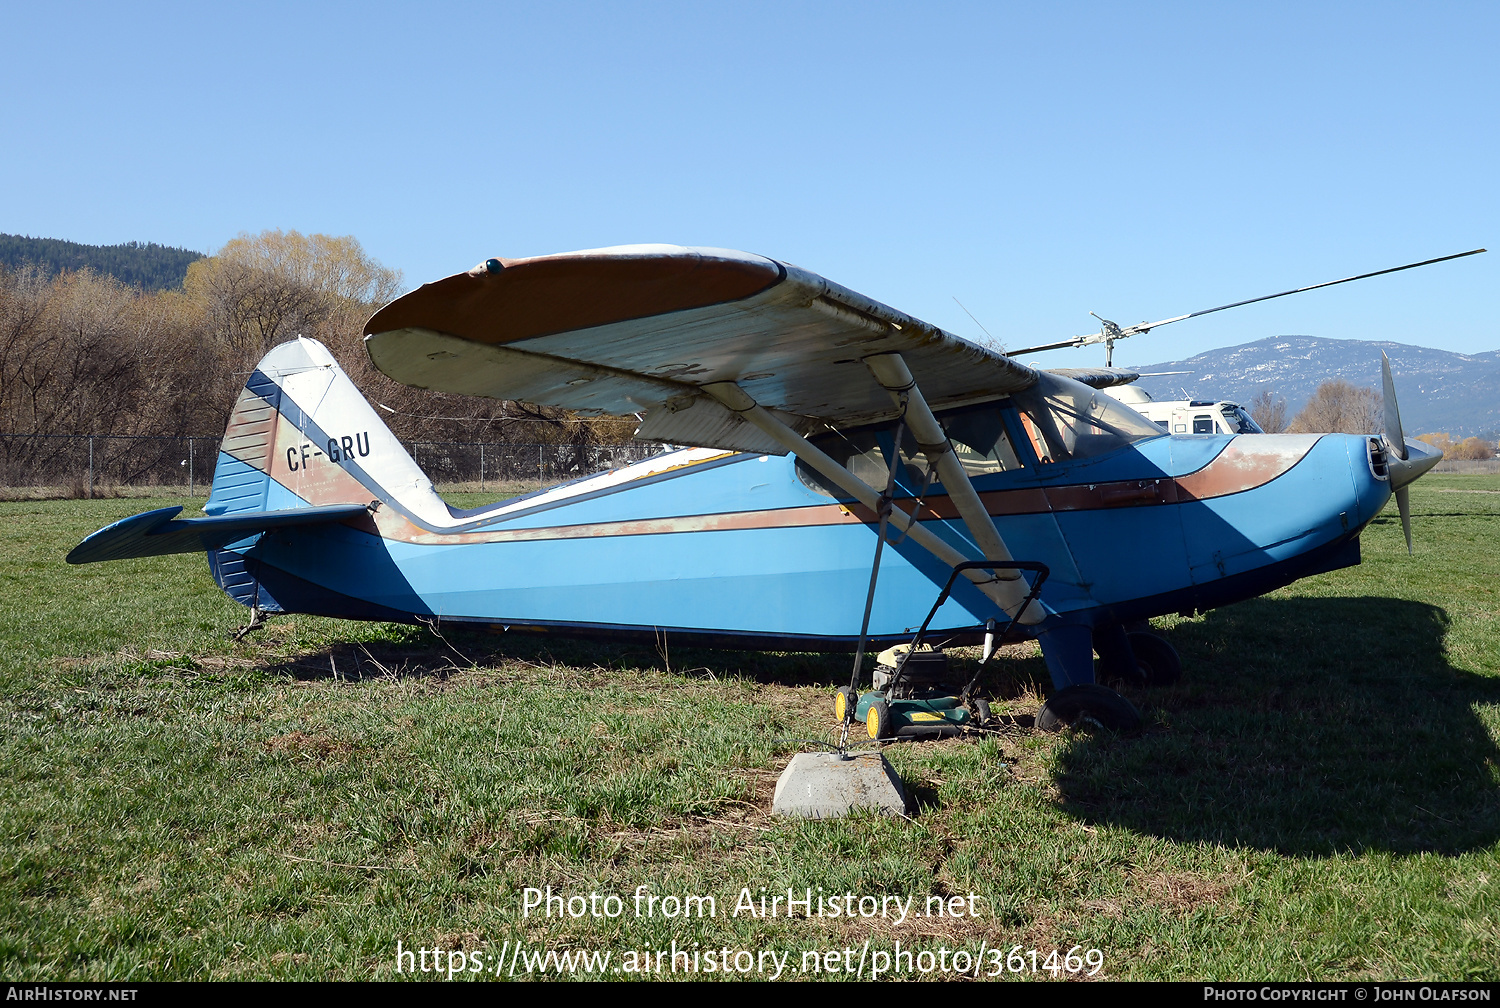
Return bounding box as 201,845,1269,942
833,687,856,723
866,699,892,740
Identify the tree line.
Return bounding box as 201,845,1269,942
0,234,206,293
1248,384,1494,457
0,230,635,485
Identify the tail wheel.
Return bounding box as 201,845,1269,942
833,687,856,723
1126,632,1182,687
1038,684,1142,733
866,699,893,740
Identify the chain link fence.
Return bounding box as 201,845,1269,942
1433,459,1500,474
0,434,668,499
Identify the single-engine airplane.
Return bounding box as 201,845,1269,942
69,245,1458,732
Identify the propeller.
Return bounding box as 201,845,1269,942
1381,352,1443,554
1382,352,1413,553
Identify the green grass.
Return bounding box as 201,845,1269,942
1,479,1497,981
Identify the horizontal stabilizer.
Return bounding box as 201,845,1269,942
67,504,370,565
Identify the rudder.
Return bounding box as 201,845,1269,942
204,337,449,525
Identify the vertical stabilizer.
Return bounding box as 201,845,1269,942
204,338,451,525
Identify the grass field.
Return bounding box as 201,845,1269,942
2,477,1497,981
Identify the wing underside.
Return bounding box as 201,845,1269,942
363,245,1040,454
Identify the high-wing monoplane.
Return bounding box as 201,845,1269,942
69,245,1451,733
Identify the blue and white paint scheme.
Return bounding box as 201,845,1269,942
69,245,1443,717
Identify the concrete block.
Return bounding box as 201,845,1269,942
771,751,912,819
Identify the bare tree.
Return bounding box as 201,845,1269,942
1286,379,1383,435
1249,388,1288,433
183,230,408,430
1,231,642,492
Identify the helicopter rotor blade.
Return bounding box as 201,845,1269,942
1006,248,1485,358
1117,248,1487,338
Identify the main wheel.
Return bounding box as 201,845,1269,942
1092,624,1146,689
1126,632,1182,687
1037,684,1142,733
1097,656,1147,690
866,698,893,740
833,687,856,723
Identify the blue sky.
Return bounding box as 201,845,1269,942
3,1,1494,366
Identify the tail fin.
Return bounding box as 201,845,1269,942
205,337,450,525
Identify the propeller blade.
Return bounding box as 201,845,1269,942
1396,484,1413,555
1381,352,1408,461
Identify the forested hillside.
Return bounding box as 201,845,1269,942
0,230,635,487
0,234,204,292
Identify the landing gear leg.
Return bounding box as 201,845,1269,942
1038,622,1141,733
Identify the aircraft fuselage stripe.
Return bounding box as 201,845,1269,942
220,393,1319,546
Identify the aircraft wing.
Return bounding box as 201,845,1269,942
66,504,371,564
364,245,1039,455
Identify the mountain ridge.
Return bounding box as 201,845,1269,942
1124,335,1500,438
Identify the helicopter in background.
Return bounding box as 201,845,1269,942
1103,385,1264,436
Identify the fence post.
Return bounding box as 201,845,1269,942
87,436,94,499
538,444,543,484
480,443,485,493
188,437,195,497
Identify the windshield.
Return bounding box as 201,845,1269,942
1010,373,1165,463
1222,405,1263,434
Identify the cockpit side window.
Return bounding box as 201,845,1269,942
793,429,889,497
1010,373,1166,463
794,401,1025,497
899,402,1023,482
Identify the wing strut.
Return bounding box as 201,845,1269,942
701,380,1046,625
863,352,1023,583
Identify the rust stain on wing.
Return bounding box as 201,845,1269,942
364,250,782,348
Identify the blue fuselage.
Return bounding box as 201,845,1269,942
211,424,1388,651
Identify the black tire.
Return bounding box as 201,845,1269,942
970,696,993,727
1098,656,1147,690
866,698,893,740
833,687,857,723
1126,632,1182,687
1037,684,1142,733
1092,625,1146,690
